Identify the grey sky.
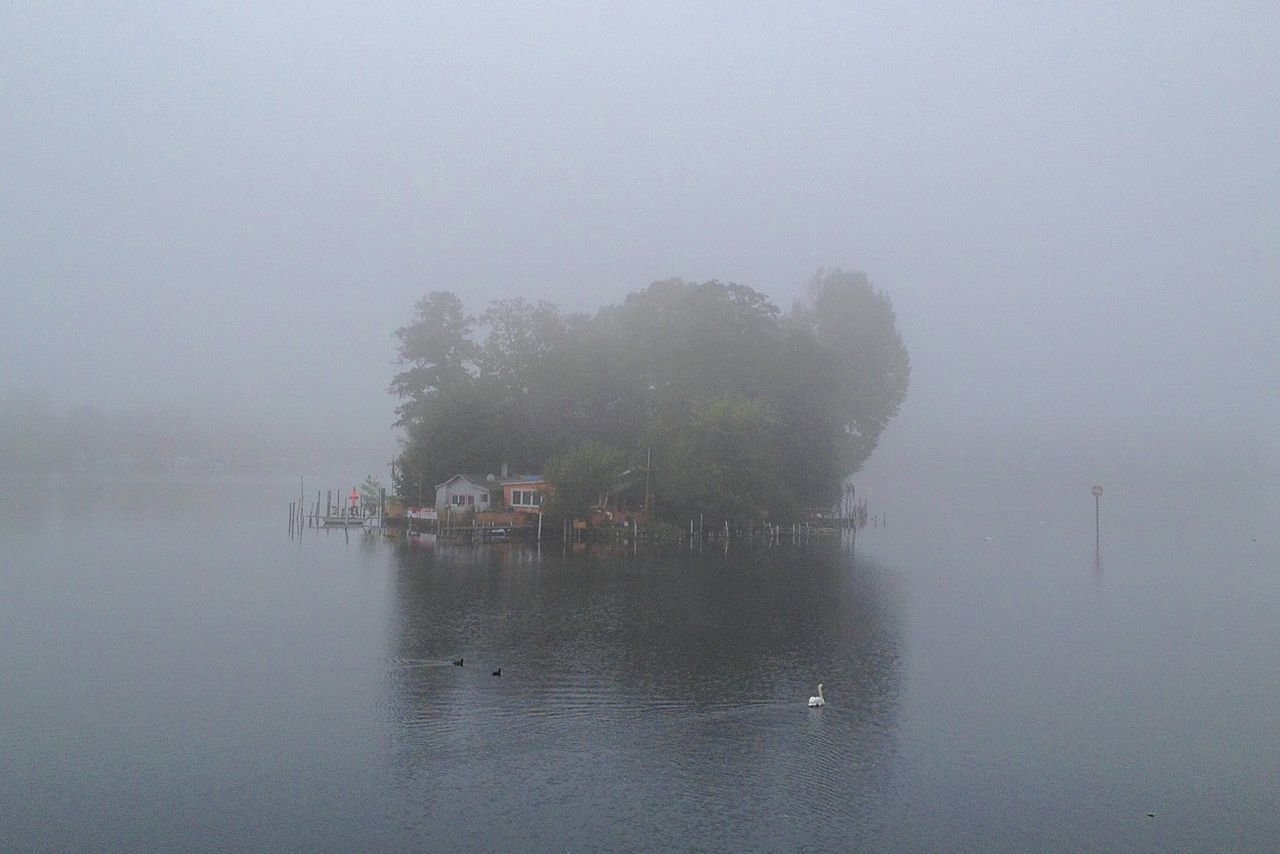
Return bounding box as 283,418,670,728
3,3,1277,469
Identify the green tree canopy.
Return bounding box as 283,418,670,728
391,270,909,522
543,441,628,518
390,291,478,426
359,475,384,511
647,395,792,523
792,268,911,472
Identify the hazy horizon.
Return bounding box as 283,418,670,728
4,4,1277,480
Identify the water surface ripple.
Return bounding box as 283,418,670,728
3,474,1277,850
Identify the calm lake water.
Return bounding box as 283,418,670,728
2,473,1277,851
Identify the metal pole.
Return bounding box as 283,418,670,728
645,446,652,515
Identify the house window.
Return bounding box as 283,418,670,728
512,489,542,507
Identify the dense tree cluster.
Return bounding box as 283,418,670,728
391,270,909,524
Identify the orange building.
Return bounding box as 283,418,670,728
501,475,550,513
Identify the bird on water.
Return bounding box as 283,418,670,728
808,684,825,707
453,658,464,667
492,668,501,677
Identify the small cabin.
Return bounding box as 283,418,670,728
434,474,495,511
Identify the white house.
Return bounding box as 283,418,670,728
434,474,495,511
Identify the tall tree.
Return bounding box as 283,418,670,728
619,279,781,399
393,383,511,503
794,268,911,474
477,297,567,396
390,291,478,427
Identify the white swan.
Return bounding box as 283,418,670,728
808,683,825,707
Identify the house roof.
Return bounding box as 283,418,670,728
500,474,547,486
435,473,496,491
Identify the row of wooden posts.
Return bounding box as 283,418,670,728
287,475,875,543
287,478,373,537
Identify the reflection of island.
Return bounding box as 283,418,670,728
380,541,904,849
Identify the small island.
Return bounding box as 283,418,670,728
389,269,909,540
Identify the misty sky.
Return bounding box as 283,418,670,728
2,3,1277,471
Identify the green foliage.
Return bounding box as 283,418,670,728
543,441,628,518
391,270,909,523
392,384,512,502
648,395,792,523
793,268,911,473
390,291,478,427
359,475,383,511
478,297,567,396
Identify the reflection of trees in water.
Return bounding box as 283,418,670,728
601,545,904,843
383,540,903,846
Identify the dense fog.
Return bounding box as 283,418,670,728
3,5,1276,496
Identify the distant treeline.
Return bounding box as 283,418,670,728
0,392,291,472
392,270,910,523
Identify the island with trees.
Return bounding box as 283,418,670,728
390,269,909,535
